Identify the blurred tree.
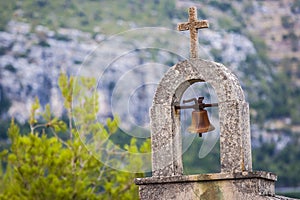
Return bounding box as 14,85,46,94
0,73,150,199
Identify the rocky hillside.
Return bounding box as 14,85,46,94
0,0,299,137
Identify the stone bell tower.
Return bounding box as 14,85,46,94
135,7,295,200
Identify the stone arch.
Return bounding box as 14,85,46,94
151,59,252,177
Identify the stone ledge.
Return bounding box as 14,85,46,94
135,171,277,185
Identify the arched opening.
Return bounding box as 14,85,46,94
175,81,220,174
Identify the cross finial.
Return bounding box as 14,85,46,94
177,7,209,59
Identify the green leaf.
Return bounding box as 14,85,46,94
29,97,40,126
42,104,52,122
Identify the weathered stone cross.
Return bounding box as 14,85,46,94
177,7,209,59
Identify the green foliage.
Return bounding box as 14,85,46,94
277,192,300,199
53,34,72,41
4,64,17,73
29,97,40,127
0,73,150,199
248,34,269,64
281,15,295,29
209,1,231,12
243,2,255,14
253,135,300,188
0,1,15,31
240,53,300,125
183,138,220,175
210,48,222,63
291,0,300,14
38,40,50,47
217,16,241,33
2,0,184,34
0,86,11,117
283,32,299,52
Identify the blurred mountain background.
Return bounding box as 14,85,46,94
0,0,299,197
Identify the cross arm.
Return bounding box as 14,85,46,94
177,22,190,31
194,20,209,29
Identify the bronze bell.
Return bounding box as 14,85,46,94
175,97,218,137
188,110,215,134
